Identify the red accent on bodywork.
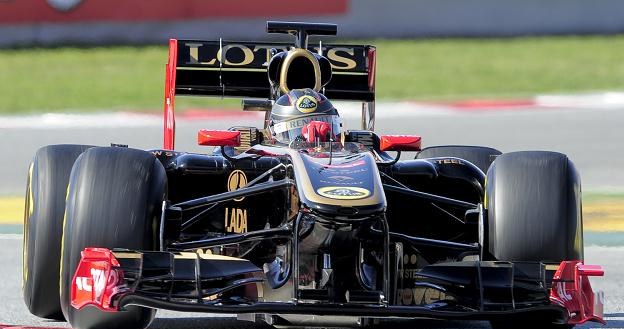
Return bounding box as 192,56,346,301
367,47,376,93
198,130,241,147
71,248,126,312
164,39,178,150
550,260,605,325
379,135,422,152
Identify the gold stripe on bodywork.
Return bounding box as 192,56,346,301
112,252,142,259
175,252,246,261
177,67,266,72
545,264,560,271
332,71,368,76
283,148,386,208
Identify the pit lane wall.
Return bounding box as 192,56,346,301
3,0,624,47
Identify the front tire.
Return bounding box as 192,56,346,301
485,151,582,328
485,151,583,262
59,147,167,329
23,144,93,320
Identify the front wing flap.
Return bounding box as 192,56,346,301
70,248,604,325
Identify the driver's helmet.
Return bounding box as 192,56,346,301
268,88,341,145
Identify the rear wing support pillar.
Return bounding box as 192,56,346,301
362,101,375,131
164,39,178,150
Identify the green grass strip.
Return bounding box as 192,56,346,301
4,35,624,114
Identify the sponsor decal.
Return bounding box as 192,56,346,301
396,287,448,306
434,158,463,165
296,95,318,114
322,159,366,168
225,170,248,233
75,268,111,301
227,170,247,202
401,287,414,305
322,168,368,176
400,268,420,279
182,42,362,72
320,175,364,186
325,47,357,70
402,253,418,265
317,186,370,200
327,175,354,182
151,150,176,157
556,281,573,302
225,207,247,233
273,115,334,134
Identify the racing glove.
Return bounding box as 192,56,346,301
301,121,332,143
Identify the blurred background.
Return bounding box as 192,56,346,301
0,0,623,326
2,0,622,228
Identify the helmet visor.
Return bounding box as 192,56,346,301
272,114,342,144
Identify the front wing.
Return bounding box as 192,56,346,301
70,248,604,325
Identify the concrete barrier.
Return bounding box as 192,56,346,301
2,0,624,47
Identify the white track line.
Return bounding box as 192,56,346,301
0,112,161,129
536,91,624,109
0,234,22,240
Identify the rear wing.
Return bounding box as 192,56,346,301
163,38,376,149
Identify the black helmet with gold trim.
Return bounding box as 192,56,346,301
268,88,342,145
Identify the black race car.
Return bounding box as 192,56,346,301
23,21,604,329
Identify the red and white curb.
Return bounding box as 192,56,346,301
1,92,623,129
0,324,67,329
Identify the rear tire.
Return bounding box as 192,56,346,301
485,151,583,262
416,145,502,174
22,144,93,320
59,147,167,329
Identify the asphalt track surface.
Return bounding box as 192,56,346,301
0,235,621,329
1,105,624,196
1,105,623,328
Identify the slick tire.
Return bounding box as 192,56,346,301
485,151,583,262
59,147,167,329
23,144,93,320
415,145,502,174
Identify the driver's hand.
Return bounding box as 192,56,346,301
301,121,331,143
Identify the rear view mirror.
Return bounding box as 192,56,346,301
242,99,272,112
379,135,422,152
198,130,241,147
577,264,604,277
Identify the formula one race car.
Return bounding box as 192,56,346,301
23,21,604,329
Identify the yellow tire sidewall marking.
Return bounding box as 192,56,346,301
22,162,34,290
58,183,71,298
